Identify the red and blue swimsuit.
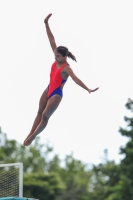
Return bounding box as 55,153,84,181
47,61,68,98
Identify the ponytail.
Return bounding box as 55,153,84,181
67,51,77,62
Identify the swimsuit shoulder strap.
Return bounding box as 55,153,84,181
61,63,69,70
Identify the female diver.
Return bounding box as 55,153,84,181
23,13,99,146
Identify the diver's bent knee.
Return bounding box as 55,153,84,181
42,114,49,121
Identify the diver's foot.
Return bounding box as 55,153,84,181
23,134,36,146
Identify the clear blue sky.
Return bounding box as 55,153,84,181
0,0,133,165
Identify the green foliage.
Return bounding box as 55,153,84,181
87,159,120,200
23,172,65,200
55,154,91,200
107,98,133,200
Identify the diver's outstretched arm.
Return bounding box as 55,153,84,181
44,13,57,52
64,66,99,93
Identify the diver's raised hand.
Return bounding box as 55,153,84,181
44,13,52,24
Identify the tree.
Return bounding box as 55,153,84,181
85,149,121,200
106,98,133,200
23,172,65,200
54,153,92,200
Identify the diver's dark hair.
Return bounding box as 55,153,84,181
56,46,77,62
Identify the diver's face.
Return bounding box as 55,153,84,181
54,50,66,63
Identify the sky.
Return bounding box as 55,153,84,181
0,0,133,166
